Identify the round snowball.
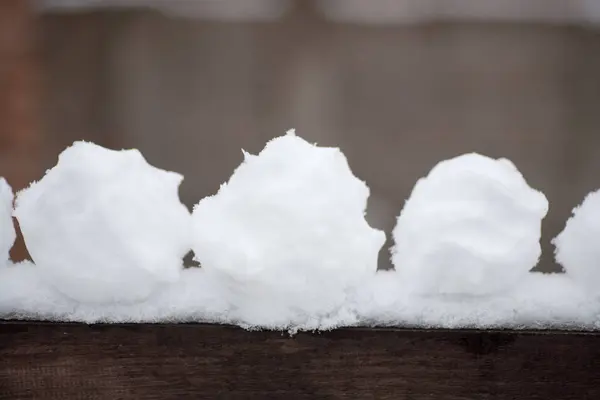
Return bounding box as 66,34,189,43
0,178,15,264
554,189,600,294
192,130,385,321
14,142,191,304
391,153,548,296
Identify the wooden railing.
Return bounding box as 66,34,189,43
1,321,598,399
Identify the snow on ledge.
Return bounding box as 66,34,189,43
2,134,600,332
0,263,597,332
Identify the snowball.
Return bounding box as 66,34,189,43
14,141,191,304
391,153,548,296
554,189,600,294
0,178,16,264
191,130,385,327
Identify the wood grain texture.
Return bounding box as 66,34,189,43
0,322,599,399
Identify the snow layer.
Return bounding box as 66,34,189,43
191,130,386,327
352,271,594,329
3,139,600,331
1,265,598,331
14,142,192,304
391,153,548,296
554,189,600,295
0,263,230,324
0,178,16,265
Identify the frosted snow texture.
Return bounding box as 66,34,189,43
352,270,594,329
14,142,192,304
0,178,15,265
191,130,386,327
391,153,549,296
2,137,600,332
0,265,597,331
554,189,600,294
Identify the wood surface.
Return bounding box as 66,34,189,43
0,322,598,399
0,0,40,262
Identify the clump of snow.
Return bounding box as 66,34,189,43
0,178,16,265
554,189,600,295
1,263,598,331
191,130,385,328
391,153,548,296
351,270,594,329
4,138,600,332
0,263,232,324
14,141,192,304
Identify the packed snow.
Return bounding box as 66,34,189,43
191,130,386,328
0,264,598,330
352,270,594,329
0,263,231,324
554,189,600,295
2,137,600,332
14,142,192,304
391,153,549,296
0,178,16,266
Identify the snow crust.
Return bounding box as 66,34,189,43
0,178,15,265
391,153,548,296
554,189,600,295
14,142,192,304
191,130,386,327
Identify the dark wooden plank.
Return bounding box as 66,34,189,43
0,322,599,399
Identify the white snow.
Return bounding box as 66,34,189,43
0,264,598,331
0,263,231,324
352,270,595,329
2,138,600,332
391,153,549,296
13,141,192,304
554,189,600,295
0,178,16,265
191,130,386,328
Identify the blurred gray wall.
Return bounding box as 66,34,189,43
38,3,600,271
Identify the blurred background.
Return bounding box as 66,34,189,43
2,0,600,271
